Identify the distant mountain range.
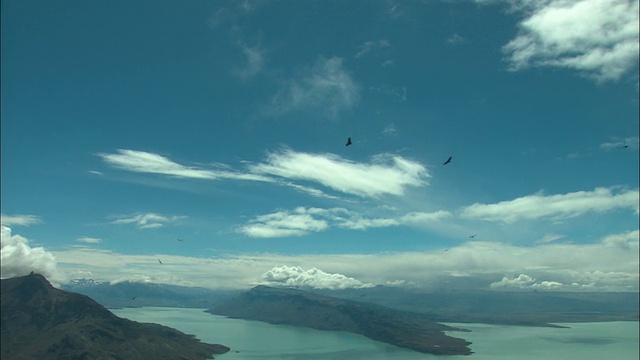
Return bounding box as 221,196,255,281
209,285,474,355
315,286,640,326
62,279,240,309
63,279,639,326
1,273,230,360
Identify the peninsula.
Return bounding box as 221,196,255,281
208,285,473,355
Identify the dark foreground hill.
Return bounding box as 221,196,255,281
1,273,230,360
208,285,473,355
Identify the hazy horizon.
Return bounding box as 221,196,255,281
2,0,638,293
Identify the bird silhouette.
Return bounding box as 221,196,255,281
443,156,452,165
469,234,476,238
131,296,137,300
345,137,352,146
177,238,183,242
158,259,163,264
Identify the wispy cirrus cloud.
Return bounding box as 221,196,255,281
0,214,42,227
355,39,390,58
268,56,359,118
248,149,429,198
98,148,429,199
76,237,102,244
501,0,639,81
97,149,269,182
237,206,450,238
233,42,266,79
461,187,639,223
239,208,330,238
599,136,639,150
110,213,185,229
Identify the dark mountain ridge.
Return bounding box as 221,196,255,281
1,273,230,360
208,285,473,355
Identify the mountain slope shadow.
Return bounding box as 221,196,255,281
1,273,230,360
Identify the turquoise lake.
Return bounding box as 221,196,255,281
111,307,639,360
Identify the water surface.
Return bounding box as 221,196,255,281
111,307,639,360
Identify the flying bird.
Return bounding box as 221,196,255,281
158,259,163,265
345,137,352,146
469,234,476,238
131,296,137,300
177,238,184,242
443,156,452,165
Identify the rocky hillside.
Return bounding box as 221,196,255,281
1,273,230,360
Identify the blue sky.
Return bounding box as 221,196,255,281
2,0,638,291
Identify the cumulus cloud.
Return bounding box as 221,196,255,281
49,229,639,291
261,265,374,290
502,0,639,81
0,214,42,226
461,187,639,223
490,273,563,289
268,57,359,118
110,213,184,229
97,149,269,182
1,226,67,286
237,207,449,238
249,149,429,198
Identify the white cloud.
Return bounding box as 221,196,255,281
98,149,429,199
233,43,265,79
382,123,399,137
249,149,429,198
461,187,639,223
237,207,449,238
600,136,639,150
268,57,359,118
502,0,639,81
536,233,565,244
446,33,466,44
76,236,102,244
261,265,374,290
110,213,184,229
0,214,42,227
355,39,391,58
50,229,639,291
490,273,566,290
1,226,67,286
238,208,329,238
490,273,536,288
601,229,639,249
97,149,269,182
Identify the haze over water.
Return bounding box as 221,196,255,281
112,307,639,360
